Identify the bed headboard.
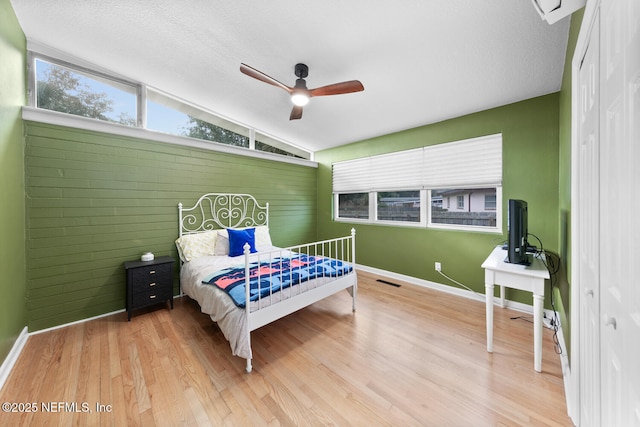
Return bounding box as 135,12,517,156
178,193,269,237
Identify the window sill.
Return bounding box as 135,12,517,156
22,107,318,168
335,217,502,233
427,222,502,234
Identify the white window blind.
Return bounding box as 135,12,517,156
332,157,372,192
369,147,424,190
422,134,502,188
332,134,502,192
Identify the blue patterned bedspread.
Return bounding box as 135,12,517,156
202,255,353,308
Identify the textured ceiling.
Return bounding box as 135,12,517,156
10,0,570,153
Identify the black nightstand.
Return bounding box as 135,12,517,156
124,256,175,321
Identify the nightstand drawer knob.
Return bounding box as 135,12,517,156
150,270,156,274
149,295,156,299
149,282,156,287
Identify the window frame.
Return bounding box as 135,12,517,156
32,54,141,126
334,192,373,223
335,187,501,233
335,190,428,228
374,190,426,226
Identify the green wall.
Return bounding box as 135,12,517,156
0,0,27,363
315,93,560,306
24,122,317,331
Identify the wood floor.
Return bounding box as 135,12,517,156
0,271,572,426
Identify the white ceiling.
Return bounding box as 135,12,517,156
10,0,570,153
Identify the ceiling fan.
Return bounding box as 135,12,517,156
240,63,364,120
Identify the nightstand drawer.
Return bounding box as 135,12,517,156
131,264,172,293
132,288,171,308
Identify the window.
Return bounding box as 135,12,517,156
332,134,502,232
255,132,307,159
337,193,369,220
29,54,310,160
485,193,497,210
256,140,290,156
377,191,421,223
146,99,192,136
35,58,137,126
146,89,249,148
431,188,498,228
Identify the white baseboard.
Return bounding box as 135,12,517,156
544,310,573,422
29,308,126,336
32,298,184,336
0,327,29,392
356,263,535,314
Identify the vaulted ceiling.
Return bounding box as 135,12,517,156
10,0,570,153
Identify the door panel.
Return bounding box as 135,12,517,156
599,0,640,425
578,13,600,427
625,1,640,424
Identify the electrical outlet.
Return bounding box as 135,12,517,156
435,262,441,272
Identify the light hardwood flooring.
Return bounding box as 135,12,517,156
0,271,572,426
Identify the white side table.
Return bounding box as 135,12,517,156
481,246,550,372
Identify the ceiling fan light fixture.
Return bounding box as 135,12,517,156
291,92,310,106
291,77,310,106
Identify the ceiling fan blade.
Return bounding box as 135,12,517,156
289,105,303,120
240,63,293,93
309,80,364,97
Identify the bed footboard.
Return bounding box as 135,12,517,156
243,228,357,373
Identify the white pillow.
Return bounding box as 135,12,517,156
215,226,272,256
214,229,230,256
254,226,273,248
175,230,218,262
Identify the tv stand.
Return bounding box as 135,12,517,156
482,245,550,372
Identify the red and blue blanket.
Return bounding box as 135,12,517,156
202,254,353,308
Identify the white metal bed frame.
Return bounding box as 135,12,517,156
178,193,270,235
178,193,357,372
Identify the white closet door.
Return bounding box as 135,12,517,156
578,12,601,426
627,1,640,423
599,0,640,425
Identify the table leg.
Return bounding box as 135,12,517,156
485,283,494,353
533,293,544,372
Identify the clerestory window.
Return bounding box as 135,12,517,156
29,55,309,160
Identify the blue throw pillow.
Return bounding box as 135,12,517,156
227,228,257,257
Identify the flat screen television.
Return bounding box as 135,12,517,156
507,199,530,265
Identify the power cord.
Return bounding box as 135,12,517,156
436,269,485,299
527,233,563,355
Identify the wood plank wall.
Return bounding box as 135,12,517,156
24,121,317,331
